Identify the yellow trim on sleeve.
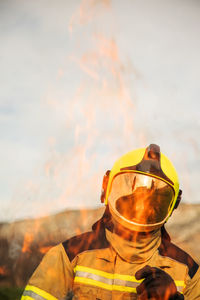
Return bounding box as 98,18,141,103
74,276,137,293
74,265,142,283
74,265,185,293
25,285,58,300
21,296,34,300
174,280,185,287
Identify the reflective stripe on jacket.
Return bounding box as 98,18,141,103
21,219,200,300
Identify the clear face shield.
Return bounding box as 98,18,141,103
108,172,174,231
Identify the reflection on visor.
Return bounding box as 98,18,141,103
108,173,174,225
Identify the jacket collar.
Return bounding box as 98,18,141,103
105,227,161,263
92,209,162,263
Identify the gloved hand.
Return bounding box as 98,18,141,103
135,265,184,300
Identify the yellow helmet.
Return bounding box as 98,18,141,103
101,144,179,232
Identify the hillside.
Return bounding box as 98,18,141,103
0,203,199,289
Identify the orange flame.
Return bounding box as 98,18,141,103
22,233,34,253
0,266,6,276
69,0,111,33
39,246,52,254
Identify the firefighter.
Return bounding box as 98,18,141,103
21,144,200,300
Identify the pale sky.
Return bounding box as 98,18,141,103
1,0,200,221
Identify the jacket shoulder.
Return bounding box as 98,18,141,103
62,230,109,262
158,239,199,279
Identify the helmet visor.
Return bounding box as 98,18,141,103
108,172,174,226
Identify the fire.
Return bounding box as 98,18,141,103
22,233,34,253
16,0,143,292
69,0,111,33
0,266,6,276
39,246,52,254
75,228,82,235
39,0,139,226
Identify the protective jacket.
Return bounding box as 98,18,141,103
21,216,200,300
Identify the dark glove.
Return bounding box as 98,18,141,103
135,265,184,300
